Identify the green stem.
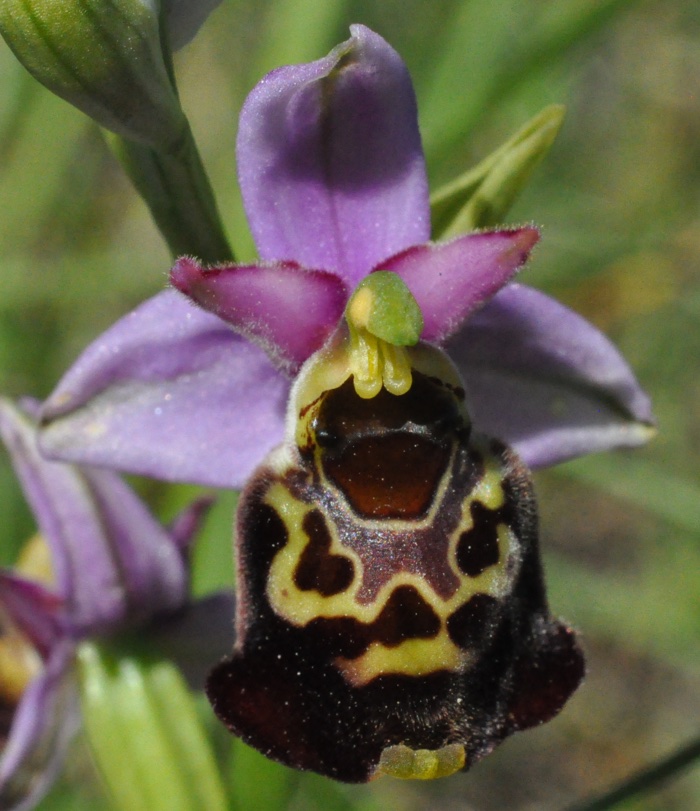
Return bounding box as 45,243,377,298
564,735,700,811
109,125,233,264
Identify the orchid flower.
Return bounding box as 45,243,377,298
0,399,233,809
35,25,653,783
38,27,653,488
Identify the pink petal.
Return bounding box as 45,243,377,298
384,228,539,342
171,257,348,372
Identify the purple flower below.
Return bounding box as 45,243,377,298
38,25,653,488
0,399,233,810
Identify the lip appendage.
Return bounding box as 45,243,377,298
207,273,584,782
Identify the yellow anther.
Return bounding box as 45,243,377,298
346,321,414,399
15,533,55,587
346,285,373,330
0,607,42,706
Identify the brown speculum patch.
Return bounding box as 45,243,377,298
314,373,464,519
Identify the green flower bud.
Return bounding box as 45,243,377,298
0,0,187,150
431,104,565,236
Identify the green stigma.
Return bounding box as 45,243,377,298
344,271,424,399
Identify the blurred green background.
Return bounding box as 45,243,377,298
1,0,698,809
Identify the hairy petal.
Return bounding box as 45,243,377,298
0,400,188,634
172,257,348,372
383,227,539,342
40,291,289,489
0,642,79,811
449,284,655,467
237,24,429,284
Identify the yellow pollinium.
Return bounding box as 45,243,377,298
0,534,53,706
345,271,423,399
0,607,42,705
377,743,466,780
15,533,56,586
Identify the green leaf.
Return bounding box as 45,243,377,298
558,455,700,535
228,740,298,811
78,643,227,811
430,104,564,237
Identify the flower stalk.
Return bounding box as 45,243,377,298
109,129,233,263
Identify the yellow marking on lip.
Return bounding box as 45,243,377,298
263,431,522,683
335,632,473,687
471,455,506,511
265,473,518,624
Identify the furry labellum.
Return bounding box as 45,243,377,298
207,307,584,783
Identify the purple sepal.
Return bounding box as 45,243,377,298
450,284,656,467
39,291,289,489
0,641,79,811
1,399,188,636
171,257,348,372
237,24,429,285
382,227,539,342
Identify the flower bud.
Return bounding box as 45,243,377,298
431,105,565,236
0,0,187,149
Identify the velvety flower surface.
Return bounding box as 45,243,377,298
0,399,233,810
39,25,653,488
